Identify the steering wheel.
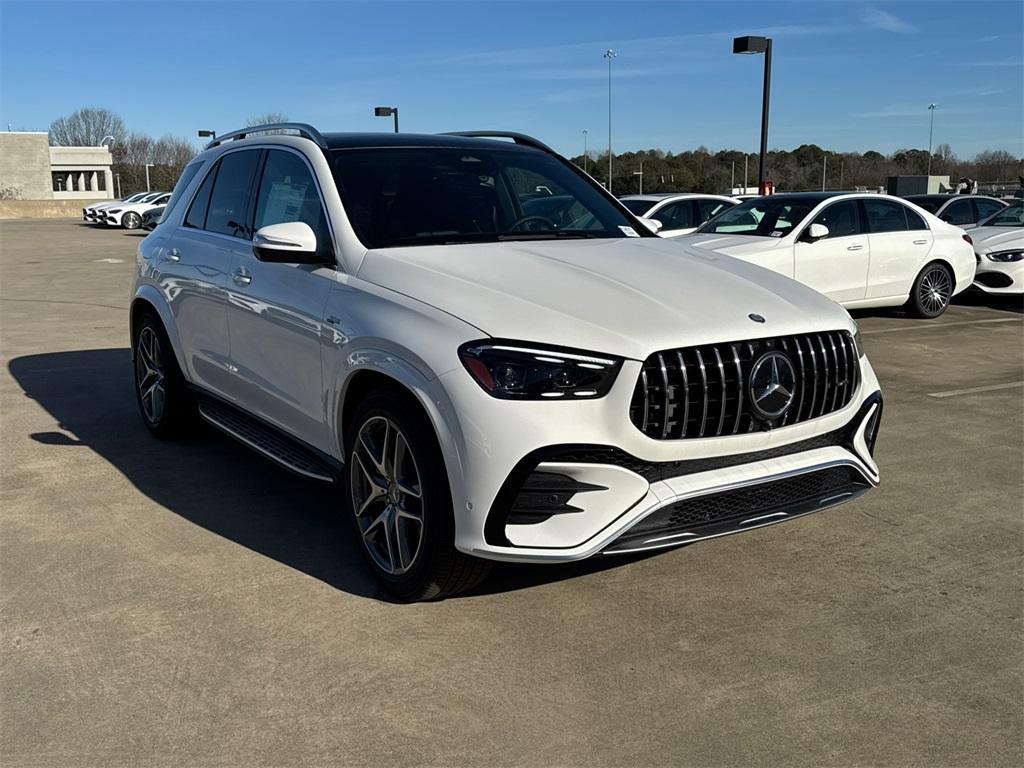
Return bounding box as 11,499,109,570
506,214,556,232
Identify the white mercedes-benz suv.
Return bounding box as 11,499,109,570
132,123,883,600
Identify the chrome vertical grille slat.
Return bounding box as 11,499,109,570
695,348,709,438
630,330,859,440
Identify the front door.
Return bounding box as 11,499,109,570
224,148,336,452
793,200,869,302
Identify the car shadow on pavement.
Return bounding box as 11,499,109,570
9,348,647,603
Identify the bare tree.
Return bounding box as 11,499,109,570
246,112,289,127
49,107,126,146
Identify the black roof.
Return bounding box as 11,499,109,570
905,194,952,200
744,192,845,204
322,132,538,151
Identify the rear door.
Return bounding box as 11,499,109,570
862,198,933,299
650,200,699,237
793,200,869,302
224,148,336,450
159,150,261,396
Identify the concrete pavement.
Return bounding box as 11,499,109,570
2,219,1021,767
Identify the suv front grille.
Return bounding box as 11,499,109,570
629,331,859,439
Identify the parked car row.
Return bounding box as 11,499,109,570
82,192,170,229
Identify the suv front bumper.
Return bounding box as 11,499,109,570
436,354,882,563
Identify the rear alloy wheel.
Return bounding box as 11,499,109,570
908,262,953,318
345,392,490,601
122,211,142,230
133,312,196,438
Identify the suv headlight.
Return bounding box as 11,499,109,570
459,341,623,399
986,249,1023,262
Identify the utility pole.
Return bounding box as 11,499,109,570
583,129,588,173
927,103,937,176
731,161,735,192
632,160,643,194
604,49,616,192
743,155,748,193
822,153,827,191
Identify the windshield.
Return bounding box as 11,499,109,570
620,198,654,215
329,146,644,247
980,202,1023,227
696,197,817,237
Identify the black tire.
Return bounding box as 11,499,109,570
122,211,142,230
344,390,490,601
907,261,954,318
133,311,196,438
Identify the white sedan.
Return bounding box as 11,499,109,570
103,192,170,229
83,192,152,222
967,201,1024,295
679,192,976,318
619,193,739,237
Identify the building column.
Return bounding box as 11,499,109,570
90,171,98,192
67,173,75,192
78,172,86,192
104,169,114,198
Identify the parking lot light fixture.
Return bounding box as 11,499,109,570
604,49,616,192
733,35,772,194
374,106,399,133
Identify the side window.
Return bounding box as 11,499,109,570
904,206,928,231
184,162,218,230
810,200,861,238
205,150,261,238
253,150,331,253
975,199,1004,220
697,198,733,222
650,202,680,227
941,200,973,225
864,199,909,233
161,160,203,220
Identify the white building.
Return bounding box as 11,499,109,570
0,132,113,201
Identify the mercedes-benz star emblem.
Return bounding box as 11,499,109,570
748,313,766,323
749,351,797,420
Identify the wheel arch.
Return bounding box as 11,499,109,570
130,286,187,374
335,361,467,513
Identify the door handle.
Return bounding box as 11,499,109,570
167,248,181,262
847,244,864,251
913,239,928,245
232,267,252,286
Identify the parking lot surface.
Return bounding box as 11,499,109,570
2,219,1022,767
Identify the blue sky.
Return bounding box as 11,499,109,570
1,0,1021,158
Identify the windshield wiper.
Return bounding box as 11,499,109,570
497,230,608,241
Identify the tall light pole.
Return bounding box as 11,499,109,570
144,163,154,192
604,49,616,192
822,152,828,191
582,129,588,173
115,173,121,198
374,106,399,133
733,36,772,194
927,103,937,176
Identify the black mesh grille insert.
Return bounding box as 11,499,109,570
630,331,860,440
624,465,868,540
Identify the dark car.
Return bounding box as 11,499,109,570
141,206,165,231
904,194,1007,227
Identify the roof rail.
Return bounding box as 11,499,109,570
441,131,557,156
206,123,328,151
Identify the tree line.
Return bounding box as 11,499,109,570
570,144,1023,195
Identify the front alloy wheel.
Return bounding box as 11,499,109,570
350,416,424,575
123,211,142,230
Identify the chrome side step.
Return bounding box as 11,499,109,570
198,399,337,483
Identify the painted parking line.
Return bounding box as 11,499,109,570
862,318,1021,335
928,381,1024,398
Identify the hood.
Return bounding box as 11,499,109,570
675,232,791,256
966,226,1024,252
357,237,850,360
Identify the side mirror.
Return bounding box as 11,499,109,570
252,221,324,264
801,223,829,242
640,217,663,234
